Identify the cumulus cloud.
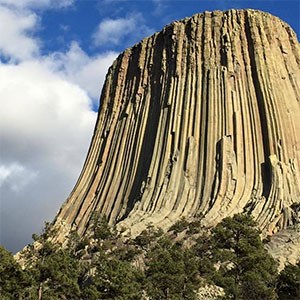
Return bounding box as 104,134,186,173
0,0,75,62
0,61,96,168
93,13,153,47
0,1,116,252
0,60,97,252
45,42,118,101
0,0,74,9
0,0,150,253
0,163,37,192
0,6,39,61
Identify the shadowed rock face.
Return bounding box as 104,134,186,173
53,9,300,241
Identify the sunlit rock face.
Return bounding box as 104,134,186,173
53,9,300,241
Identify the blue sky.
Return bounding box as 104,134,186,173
39,0,299,58
0,0,299,253
30,1,298,70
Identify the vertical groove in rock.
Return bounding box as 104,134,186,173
53,9,300,241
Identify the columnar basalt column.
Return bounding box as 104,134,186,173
53,9,300,241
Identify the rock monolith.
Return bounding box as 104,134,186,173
53,9,300,242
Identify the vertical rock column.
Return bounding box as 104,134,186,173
54,9,300,241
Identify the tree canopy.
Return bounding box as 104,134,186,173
2,214,299,299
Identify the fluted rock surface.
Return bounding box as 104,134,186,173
54,9,300,241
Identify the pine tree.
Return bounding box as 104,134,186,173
209,214,278,300
27,222,81,299
0,246,31,299
277,262,300,299
31,248,81,299
82,250,144,300
145,237,200,299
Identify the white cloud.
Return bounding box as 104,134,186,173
0,165,11,184
0,163,37,192
0,0,75,62
45,42,118,100
0,60,96,174
152,0,168,15
0,0,132,253
0,0,74,9
0,59,97,252
0,2,117,99
0,0,118,252
93,13,153,47
0,6,39,61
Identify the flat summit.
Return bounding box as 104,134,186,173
53,9,300,242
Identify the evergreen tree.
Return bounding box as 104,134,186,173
0,246,31,299
209,214,278,300
277,262,300,299
30,247,81,300
82,250,144,300
134,225,164,250
145,237,200,300
26,222,82,299
92,213,116,240
9,213,300,300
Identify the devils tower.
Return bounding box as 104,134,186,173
53,9,300,242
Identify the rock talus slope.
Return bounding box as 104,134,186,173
53,9,300,241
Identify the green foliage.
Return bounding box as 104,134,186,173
169,217,190,234
169,215,203,235
92,213,116,240
186,218,202,235
30,247,81,299
145,237,200,299
83,253,144,300
193,232,215,278
134,225,163,249
32,221,57,243
4,213,300,300
277,262,300,299
20,222,82,299
209,214,278,300
111,242,142,262
0,246,31,299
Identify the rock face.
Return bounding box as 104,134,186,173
266,223,300,270
53,9,300,241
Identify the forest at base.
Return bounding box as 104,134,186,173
1,213,300,300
